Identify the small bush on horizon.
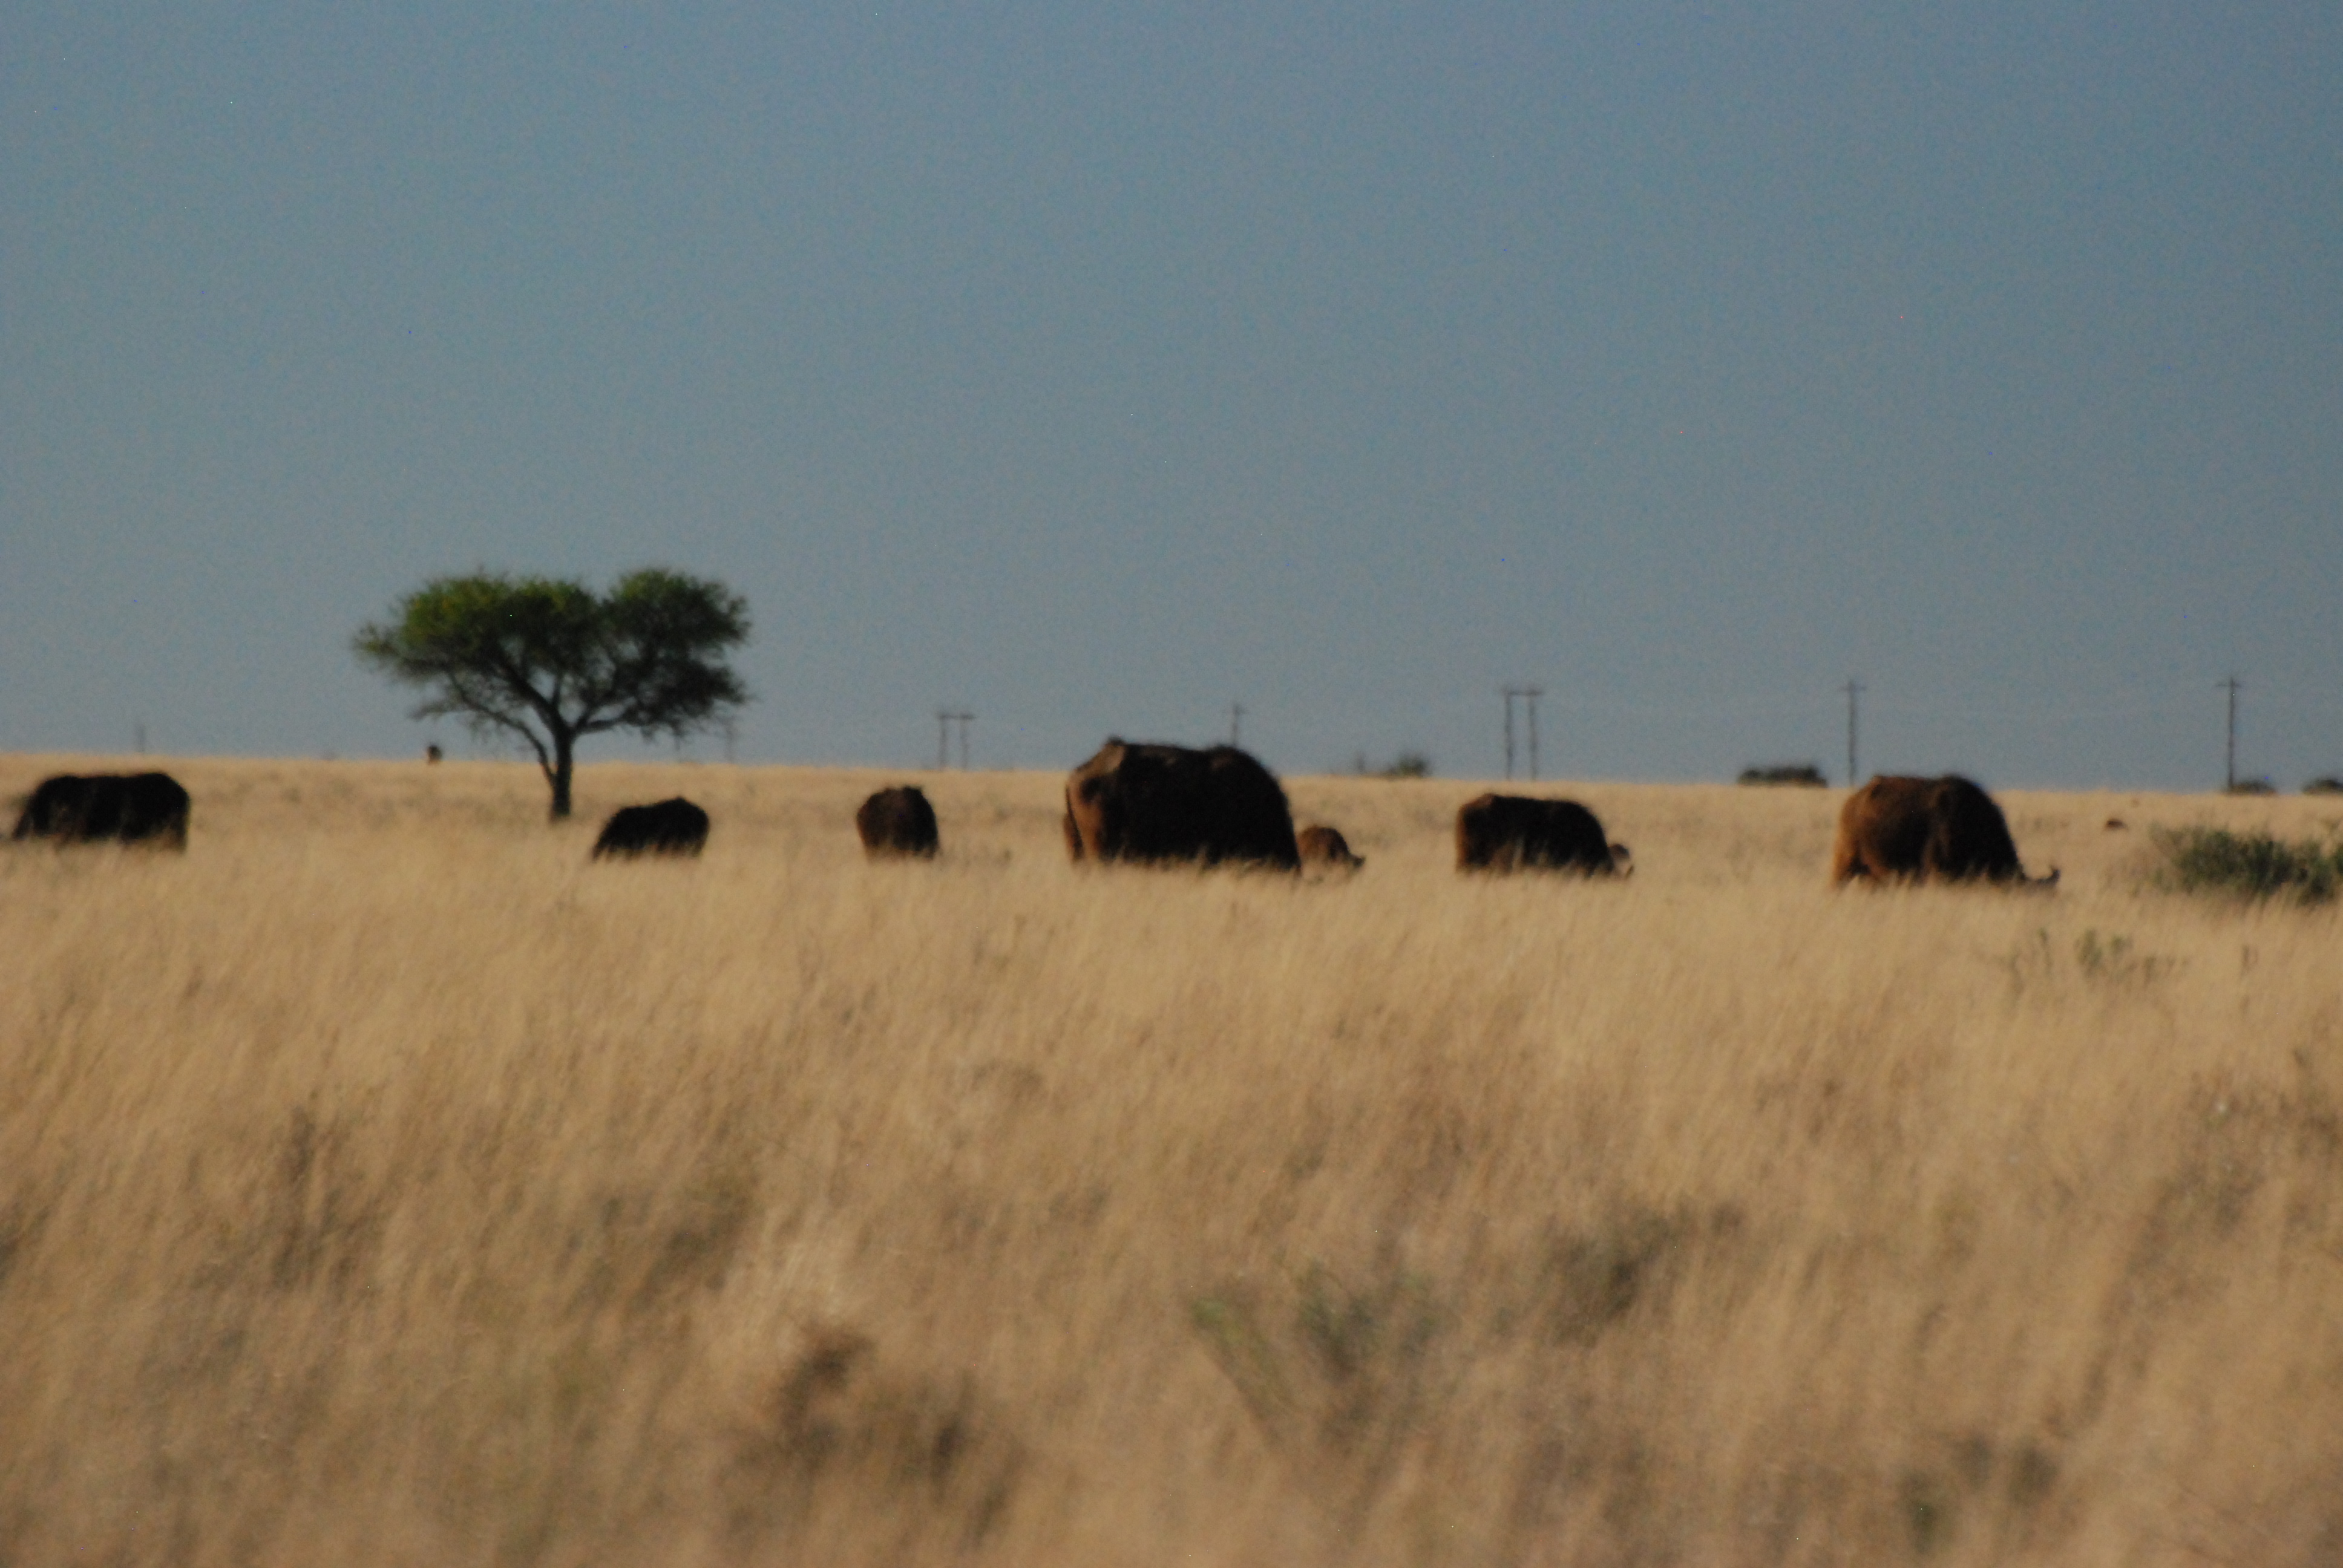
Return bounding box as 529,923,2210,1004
2304,776,2343,796
1352,751,1434,780
2151,824,2343,904
2223,777,2278,796
1737,763,1829,788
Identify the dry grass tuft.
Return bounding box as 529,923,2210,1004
3,756,2341,1565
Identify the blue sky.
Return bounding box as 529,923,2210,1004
4,2,2338,787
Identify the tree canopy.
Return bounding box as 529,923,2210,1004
355,569,750,818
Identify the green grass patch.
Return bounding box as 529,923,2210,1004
2151,825,2343,904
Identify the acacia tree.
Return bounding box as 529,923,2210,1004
355,569,750,820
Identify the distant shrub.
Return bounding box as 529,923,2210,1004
2152,825,2343,905
2305,776,2343,796
1354,751,1434,780
1737,763,1828,788
2224,778,2277,796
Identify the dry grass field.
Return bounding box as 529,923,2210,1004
4,753,2341,1566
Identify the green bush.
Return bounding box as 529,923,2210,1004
2151,825,2343,904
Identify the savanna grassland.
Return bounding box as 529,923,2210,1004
4,755,2341,1566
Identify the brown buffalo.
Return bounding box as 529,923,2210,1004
1297,823,1365,872
1830,775,2057,887
591,797,709,859
1456,793,1627,875
857,785,940,859
1063,739,1300,870
11,772,190,849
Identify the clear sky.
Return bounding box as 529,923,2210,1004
5,3,2338,788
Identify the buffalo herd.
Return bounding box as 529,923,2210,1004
10,747,2059,889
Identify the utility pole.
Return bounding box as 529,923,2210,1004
936,710,974,769
2219,675,2241,791
1229,702,1245,748
1843,679,1863,787
134,721,146,756
1501,686,1544,780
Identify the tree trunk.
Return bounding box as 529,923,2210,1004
549,728,575,820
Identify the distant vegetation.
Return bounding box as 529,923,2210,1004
1352,750,1434,779
1737,763,1829,787
2305,776,2343,796
355,569,750,820
2223,777,2278,797
2151,824,2343,904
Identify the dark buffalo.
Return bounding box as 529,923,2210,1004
11,773,190,849
591,797,709,859
857,785,940,860
1063,739,1300,870
1830,775,2057,887
1296,823,1365,872
1455,793,1628,875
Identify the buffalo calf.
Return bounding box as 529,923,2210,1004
1297,823,1365,873
857,785,940,859
11,773,190,849
591,797,710,859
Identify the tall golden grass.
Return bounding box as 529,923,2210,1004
3,754,2340,1566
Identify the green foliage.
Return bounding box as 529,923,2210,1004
354,569,750,816
2151,825,2343,905
2073,929,2171,985
1192,1261,1447,1521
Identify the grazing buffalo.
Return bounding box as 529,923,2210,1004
591,797,709,859
856,785,940,860
1297,823,1365,873
1063,739,1300,870
11,773,190,849
1830,775,2057,887
1455,793,1628,875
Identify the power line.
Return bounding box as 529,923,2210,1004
2218,675,2241,791
935,709,973,770
1501,685,1544,780
1843,678,1863,787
